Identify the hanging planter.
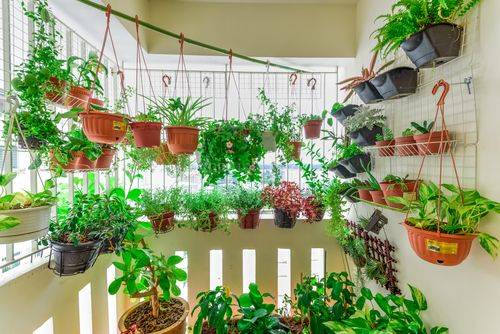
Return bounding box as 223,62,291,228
88,97,104,109
66,85,91,108
341,153,371,174
80,110,127,145
369,190,387,205
351,126,383,147
149,212,175,233
370,67,418,100
290,141,302,160
49,240,102,276
166,126,200,155
262,131,277,152
238,209,260,230
375,139,395,157
155,143,178,165
401,24,463,69
381,179,419,209
45,76,66,105
329,164,356,179
331,104,358,125
95,147,116,169
357,189,372,202
130,121,163,148
0,206,53,244
274,208,296,229
394,135,419,156
413,130,451,155
78,153,97,170
403,222,475,266
303,119,323,139
50,151,82,171
352,81,384,104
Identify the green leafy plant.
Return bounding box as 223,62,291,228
198,119,265,184
388,182,500,257
402,127,416,137
298,113,323,125
363,164,381,191
331,102,345,115
181,188,231,232
228,186,263,216
372,0,481,58
411,120,435,134
69,52,108,96
140,187,184,218
192,286,234,334
383,174,412,191
375,126,394,141
147,96,209,127
343,105,385,134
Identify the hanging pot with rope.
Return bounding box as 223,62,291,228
80,110,127,145
130,121,162,148
166,126,200,155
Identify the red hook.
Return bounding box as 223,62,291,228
289,73,298,86
432,79,450,107
179,33,185,52
162,74,171,87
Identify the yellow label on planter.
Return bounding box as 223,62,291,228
425,239,458,255
112,121,125,131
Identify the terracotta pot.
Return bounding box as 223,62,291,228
196,212,219,232
80,111,127,145
51,151,83,171
130,121,163,148
375,140,395,157
357,189,372,202
380,180,419,209
149,212,175,233
45,76,66,105
403,221,476,266
66,85,91,108
155,143,178,165
369,190,387,205
166,126,199,155
78,154,97,170
394,136,419,156
303,119,323,139
262,131,277,152
413,130,451,155
88,97,104,108
95,148,116,169
118,297,189,334
238,209,260,229
290,141,302,160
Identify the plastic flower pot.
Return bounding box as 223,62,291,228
95,148,116,169
332,104,358,125
274,208,296,229
303,120,323,139
45,76,66,105
380,180,419,209
262,131,277,152
238,209,261,229
18,136,44,150
80,111,127,145
155,143,178,165
401,23,463,69
329,164,356,179
357,189,372,202
118,297,189,334
369,190,387,205
394,136,419,156
130,121,163,148
341,153,371,174
0,205,53,244
66,85,91,108
166,126,199,155
352,81,383,104
351,126,383,147
49,239,102,276
149,212,175,233
370,67,418,100
413,130,451,155
309,206,325,223
290,141,302,160
375,140,395,157
403,221,476,266
88,97,104,108
50,151,83,171
78,154,97,170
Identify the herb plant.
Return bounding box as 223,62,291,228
375,126,394,141
228,186,263,216
148,96,209,127
343,105,386,134
402,127,416,137
140,187,184,218
181,188,231,232
192,286,234,334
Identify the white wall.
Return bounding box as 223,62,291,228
352,1,500,333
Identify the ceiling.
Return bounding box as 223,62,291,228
174,0,358,3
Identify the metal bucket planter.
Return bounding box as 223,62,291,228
0,205,52,244
352,81,383,104
370,67,418,100
49,239,102,276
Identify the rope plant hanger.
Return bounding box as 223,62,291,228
302,76,325,140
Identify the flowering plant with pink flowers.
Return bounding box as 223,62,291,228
262,181,303,218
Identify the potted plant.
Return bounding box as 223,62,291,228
328,159,356,179
95,144,116,169
329,102,359,126
129,107,163,148
343,105,385,146
198,119,265,185
141,188,183,234
191,286,234,334
65,52,106,108
365,168,386,206
370,66,418,100
381,174,419,209
412,120,451,155
0,174,56,243
182,189,230,232
80,102,128,145
356,181,373,202
337,143,371,174
338,179,364,203
395,128,419,156
372,0,481,68
228,186,263,230
262,181,303,229
389,182,500,266
374,127,395,156
299,113,324,140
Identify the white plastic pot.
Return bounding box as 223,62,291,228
0,205,53,244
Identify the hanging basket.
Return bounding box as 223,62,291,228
403,222,476,266
66,85,91,109
238,209,261,229
50,151,83,171
0,205,53,244
45,76,66,105
88,97,105,109
262,131,277,152
80,110,127,145
130,121,163,148
166,126,199,155
303,120,323,139
95,148,116,169
149,212,176,233
49,239,102,276
370,67,418,100
78,154,97,170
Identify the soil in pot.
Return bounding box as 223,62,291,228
413,130,451,155
131,121,163,148
274,208,296,229
332,104,358,125
45,76,66,104
49,240,102,276
238,209,260,229
380,180,419,209
330,164,356,179
370,67,418,100
262,131,277,152
357,189,372,202
66,86,91,108
290,141,302,160
352,81,384,104
403,221,476,266
394,136,419,156
369,190,387,205
166,126,199,155
352,126,383,147
401,23,463,69
121,298,188,334
303,119,323,139
375,140,395,157
80,111,127,145
342,153,371,174
149,212,175,233
95,148,116,169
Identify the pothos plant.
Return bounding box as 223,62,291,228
198,119,265,185
192,285,234,334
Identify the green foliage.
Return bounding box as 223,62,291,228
140,187,184,218
324,179,349,244
343,105,385,134
198,119,265,184
227,186,263,216
53,126,102,164
236,283,287,334
181,189,231,231
192,286,234,334
331,102,345,115
375,126,394,141
388,182,500,257
402,127,416,137
411,120,435,134
363,164,380,191
147,96,209,127
372,0,481,58
298,113,323,125
69,52,108,96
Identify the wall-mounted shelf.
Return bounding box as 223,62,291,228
353,197,406,214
